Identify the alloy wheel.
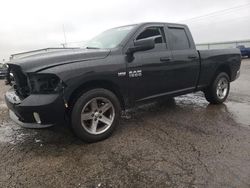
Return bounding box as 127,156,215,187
80,97,115,135
216,77,229,99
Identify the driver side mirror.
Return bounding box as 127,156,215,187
126,35,162,55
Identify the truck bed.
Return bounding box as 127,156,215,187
197,48,241,89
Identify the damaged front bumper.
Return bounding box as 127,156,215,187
5,89,66,128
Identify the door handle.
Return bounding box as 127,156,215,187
160,57,172,62
188,55,198,59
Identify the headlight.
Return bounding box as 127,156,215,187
28,73,63,94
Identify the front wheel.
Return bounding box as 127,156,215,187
204,72,230,104
71,88,121,142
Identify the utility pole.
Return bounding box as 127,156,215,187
62,24,67,48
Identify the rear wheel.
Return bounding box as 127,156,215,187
71,88,121,142
204,72,230,104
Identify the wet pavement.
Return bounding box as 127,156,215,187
0,59,250,188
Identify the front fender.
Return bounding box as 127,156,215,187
38,58,128,104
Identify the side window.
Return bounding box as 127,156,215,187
168,27,190,50
136,27,165,44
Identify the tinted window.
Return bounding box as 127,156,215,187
168,28,190,50
136,27,165,44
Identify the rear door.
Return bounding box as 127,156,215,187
165,25,200,91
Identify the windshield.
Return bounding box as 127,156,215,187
84,25,136,49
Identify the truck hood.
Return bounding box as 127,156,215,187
8,48,111,72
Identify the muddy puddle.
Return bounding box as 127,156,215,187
225,101,250,128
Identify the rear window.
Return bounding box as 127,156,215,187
168,27,190,50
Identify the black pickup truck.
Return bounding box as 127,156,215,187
5,22,241,142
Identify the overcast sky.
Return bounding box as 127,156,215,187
0,0,250,60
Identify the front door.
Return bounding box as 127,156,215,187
126,25,173,102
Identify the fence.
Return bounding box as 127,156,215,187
9,40,250,59
196,39,250,50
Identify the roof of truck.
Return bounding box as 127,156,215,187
137,22,188,27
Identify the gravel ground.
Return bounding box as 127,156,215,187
0,59,250,188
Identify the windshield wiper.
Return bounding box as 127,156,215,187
86,47,100,49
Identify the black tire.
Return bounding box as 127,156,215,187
204,72,230,104
71,88,121,142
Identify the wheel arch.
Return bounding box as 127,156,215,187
215,64,232,81
67,80,126,111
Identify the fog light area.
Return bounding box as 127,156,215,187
33,112,41,124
